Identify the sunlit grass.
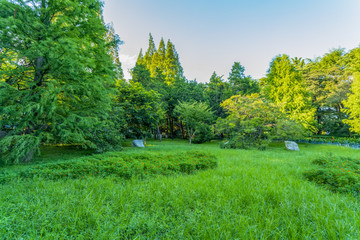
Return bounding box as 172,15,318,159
1,140,360,239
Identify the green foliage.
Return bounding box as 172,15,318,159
303,49,350,135
217,94,306,149
20,151,217,180
262,55,316,131
116,80,163,139
0,135,41,165
174,101,214,144
228,62,259,96
342,73,360,134
305,156,360,194
0,0,120,163
192,124,214,144
205,72,232,118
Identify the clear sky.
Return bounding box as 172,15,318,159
103,0,360,83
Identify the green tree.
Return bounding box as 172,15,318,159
205,71,232,118
303,49,350,135
144,33,156,69
174,101,214,144
262,55,316,131
0,0,119,164
150,37,166,77
116,80,163,141
164,40,184,85
217,94,305,150
342,73,360,134
228,62,259,96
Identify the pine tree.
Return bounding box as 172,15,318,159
0,0,119,164
144,33,156,69
136,49,145,65
164,40,184,85
150,38,166,77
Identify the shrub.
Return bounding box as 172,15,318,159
304,156,360,194
193,124,214,144
19,151,217,181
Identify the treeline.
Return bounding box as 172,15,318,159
2,0,360,164
118,34,259,142
121,35,360,146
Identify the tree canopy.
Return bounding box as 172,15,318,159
0,0,120,163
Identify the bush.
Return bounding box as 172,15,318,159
304,156,360,194
193,124,214,144
20,151,218,181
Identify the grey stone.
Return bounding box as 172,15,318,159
0,131,7,139
285,141,300,151
132,139,145,148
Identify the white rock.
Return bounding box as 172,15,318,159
132,139,145,148
285,141,300,151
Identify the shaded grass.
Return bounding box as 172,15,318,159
1,140,360,239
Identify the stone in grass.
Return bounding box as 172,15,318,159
132,139,145,148
285,141,300,151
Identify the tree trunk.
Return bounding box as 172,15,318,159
156,123,162,141
170,117,174,139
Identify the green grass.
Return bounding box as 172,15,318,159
1,140,360,239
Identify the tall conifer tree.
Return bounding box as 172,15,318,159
144,33,156,68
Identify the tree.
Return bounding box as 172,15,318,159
228,62,259,96
342,73,360,134
144,33,156,68
262,55,316,132
217,94,305,150
164,40,184,85
0,0,119,164
303,49,350,135
205,71,232,118
174,101,214,144
116,80,163,141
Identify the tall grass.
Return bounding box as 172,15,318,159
1,140,360,239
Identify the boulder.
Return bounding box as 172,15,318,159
285,141,300,151
132,139,145,148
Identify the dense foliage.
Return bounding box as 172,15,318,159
174,101,214,144
217,94,305,149
0,0,121,163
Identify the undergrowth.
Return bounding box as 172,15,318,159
304,156,360,194
19,151,217,181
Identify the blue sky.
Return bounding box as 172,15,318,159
103,0,360,82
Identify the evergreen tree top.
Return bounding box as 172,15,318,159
144,33,156,60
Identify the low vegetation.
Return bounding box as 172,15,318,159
19,151,217,181
305,156,360,194
1,140,360,239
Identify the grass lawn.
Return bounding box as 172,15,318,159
1,140,360,239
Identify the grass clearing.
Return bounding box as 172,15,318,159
1,140,360,239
